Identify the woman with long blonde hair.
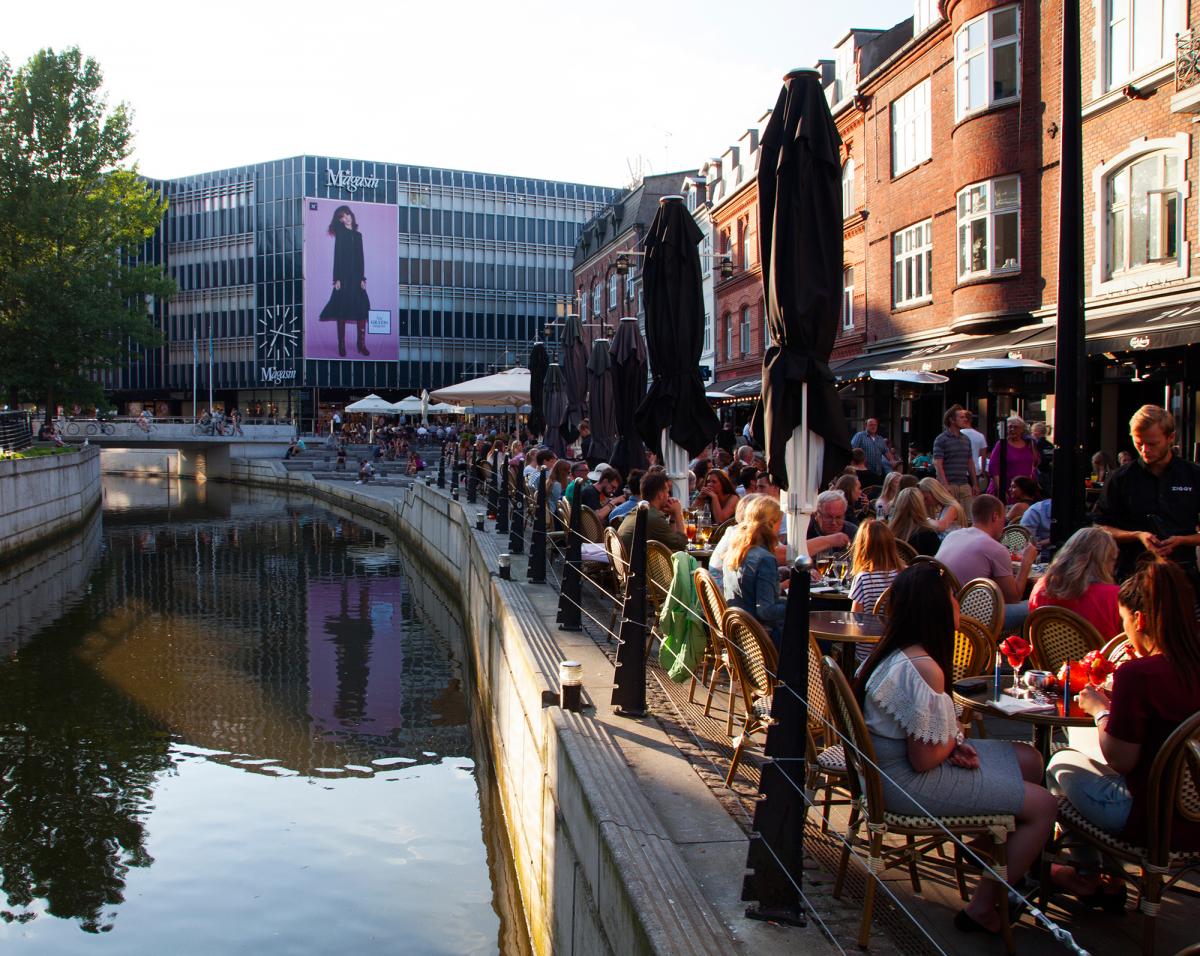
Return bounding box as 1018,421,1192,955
1028,526,1120,638
919,476,967,535
874,471,903,519
848,520,905,661
723,495,787,646
888,487,942,556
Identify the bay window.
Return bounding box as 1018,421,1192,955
957,176,1020,280
955,5,1020,119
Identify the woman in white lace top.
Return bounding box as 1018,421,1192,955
854,563,1057,937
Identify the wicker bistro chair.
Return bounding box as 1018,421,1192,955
820,656,1018,953
804,633,852,832
720,608,779,787
644,540,676,653
909,554,962,593
693,568,737,734
709,517,735,548
957,577,1005,645
1025,605,1104,674
894,538,918,565
1100,632,1135,664
999,523,1033,553
602,527,629,640
953,617,993,740
1047,712,1200,956
871,585,893,617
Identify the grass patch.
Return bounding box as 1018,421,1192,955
1,445,80,460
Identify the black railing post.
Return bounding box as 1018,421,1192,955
452,452,461,491
556,486,583,631
528,467,547,583
467,451,478,504
742,554,811,927
496,456,510,534
611,502,648,717
509,464,526,554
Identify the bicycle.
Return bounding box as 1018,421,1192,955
85,421,116,436
63,420,81,436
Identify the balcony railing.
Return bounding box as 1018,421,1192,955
1176,29,1200,92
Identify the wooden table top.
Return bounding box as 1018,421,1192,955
807,610,886,643
952,689,1092,727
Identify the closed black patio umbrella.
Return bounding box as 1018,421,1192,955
560,313,588,446
634,196,719,498
742,67,851,928
527,341,549,440
542,362,568,457
587,337,617,466
609,317,648,476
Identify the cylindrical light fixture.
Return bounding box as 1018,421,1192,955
559,660,583,712
498,552,512,580
476,512,486,531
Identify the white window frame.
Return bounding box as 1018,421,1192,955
739,306,751,355
1093,133,1191,293
592,282,601,314
842,268,855,330
1101,0,1186,93
956,175,1021,281
579,291,587,323
893,219,934,307
842,158,856,215
703,312,712,356
608,272,618,308
724,313,732,359
955,5,1021,121
914,0,940,36
625,261,636,300
892,79,932,176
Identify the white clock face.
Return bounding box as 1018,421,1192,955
258,306,299,361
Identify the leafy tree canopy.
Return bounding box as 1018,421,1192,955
0,48,172,417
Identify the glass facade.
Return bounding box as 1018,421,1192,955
115,156,616,406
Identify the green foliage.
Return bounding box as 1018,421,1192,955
0,47,173,416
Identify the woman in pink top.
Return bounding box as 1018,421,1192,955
1028,527,1121,639
985,415,1039,502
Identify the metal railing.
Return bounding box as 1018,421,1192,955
1176,29,1200,91
0,410,33,452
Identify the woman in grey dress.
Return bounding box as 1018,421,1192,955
854,563,1057,937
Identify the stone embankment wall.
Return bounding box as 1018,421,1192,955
228,459,733,956
0,446,101,562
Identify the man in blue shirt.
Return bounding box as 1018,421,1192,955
850,418,894,482
1020,497,1052,559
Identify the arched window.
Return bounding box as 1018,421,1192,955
842,158,856,214
1104,150,1183,279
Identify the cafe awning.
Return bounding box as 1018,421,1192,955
833,324,1043,378
712,374,762,401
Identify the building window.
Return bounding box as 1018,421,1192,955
955,5,1020,120
842,158,855,214
703,312,712,355
842,268,855,330
724,313,732,359
625,261,636,300
914,0,940,35
892,79,932,176
579,291,587,323
608,273,618,308
592,282,601,314
740,306,751,355
957,175,1020,279
737,220,749,269
1106,0,1184,90
893,219,934,306
1105,151,1183,278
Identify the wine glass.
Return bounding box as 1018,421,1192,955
815,556,832,583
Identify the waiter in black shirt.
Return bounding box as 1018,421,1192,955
1094,404,1200,578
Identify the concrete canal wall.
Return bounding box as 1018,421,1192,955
227,459,735,956
0,446,101,563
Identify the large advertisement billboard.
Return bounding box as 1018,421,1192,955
303,197,398,361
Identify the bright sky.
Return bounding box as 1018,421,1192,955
5,0,913,188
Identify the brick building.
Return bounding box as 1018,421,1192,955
572,171,692,347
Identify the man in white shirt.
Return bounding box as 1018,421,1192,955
961,412,989,477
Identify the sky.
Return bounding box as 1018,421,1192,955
4,0,914,188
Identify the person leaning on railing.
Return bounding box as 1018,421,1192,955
855,563,1057,937
1046,560,1200,905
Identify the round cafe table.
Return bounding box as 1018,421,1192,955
807,610,885,672
952,689,1091,768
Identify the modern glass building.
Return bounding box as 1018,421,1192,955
114,155,617,425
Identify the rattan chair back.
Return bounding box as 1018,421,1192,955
645,540,675,611
579,505,604,544
820,655,884,820
999,523,1032,552
709,518,735,547
957,577,1005,642
721,608,778,714
604,527,629,593
953,617,991,682
1026,605,1104,673
694,567,728,635
894,539,918,565
1100,633,1134,664
871,585,893,617
909,554,962,592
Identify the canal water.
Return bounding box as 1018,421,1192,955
0,477,526,955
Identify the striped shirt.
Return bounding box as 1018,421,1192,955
849,569,898,664
933,428,973,484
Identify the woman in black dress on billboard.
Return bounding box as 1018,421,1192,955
319,205,372,356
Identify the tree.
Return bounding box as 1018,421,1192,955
0,48,173,420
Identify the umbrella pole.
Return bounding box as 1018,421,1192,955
661,429,689,504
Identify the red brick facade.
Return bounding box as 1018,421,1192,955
711,180,765,385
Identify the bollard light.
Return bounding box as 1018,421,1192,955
559,660,583,712
425,476,433,486
498,552,512,580
451,486,459,500
476,512,486,531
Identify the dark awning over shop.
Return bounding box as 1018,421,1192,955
832,297,1200,377
713,374,762,400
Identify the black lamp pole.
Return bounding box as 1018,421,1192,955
1051,0,1088,547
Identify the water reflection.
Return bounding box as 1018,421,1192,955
0,479,506,953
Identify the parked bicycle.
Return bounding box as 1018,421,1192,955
85,420,115,436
